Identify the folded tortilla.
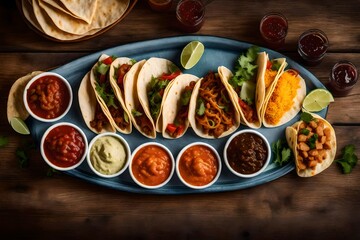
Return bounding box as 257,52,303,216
286,112,337,177
161,74,199,139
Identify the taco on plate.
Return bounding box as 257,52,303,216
123,59,156,139
161,74,199,139
137,57,181,132
188,71,241,139
78,72,115,134
261,68,307,128
286,112,337,177
90,54,132,134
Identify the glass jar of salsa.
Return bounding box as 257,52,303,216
147,0,173,12
298,29,329,66
327,61,358,97
259,12,288,50
176,0,205,33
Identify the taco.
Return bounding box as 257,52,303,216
261,68,307,127
286,112,337,177
161,74,199,139
218,48,286,129
90,54,131,134
137,57,181,132
123,60,156,139
188,72,241,139
78,72,115,134
7,71,43,123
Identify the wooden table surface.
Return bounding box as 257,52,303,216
1,0,359,239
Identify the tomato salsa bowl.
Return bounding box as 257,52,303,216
130,142,175,189
176,142,222,189
223,129,271,178
23,72,73,122
87,133,131,178
40,122,88,171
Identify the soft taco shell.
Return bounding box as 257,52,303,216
78,72,115,134
161,74,199,139
262,69,307,128
7,71,43,123
188,73,241,139
90,54,132,134
137,57,180,132
123,60,156,139
286,112,337,177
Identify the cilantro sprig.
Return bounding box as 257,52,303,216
272,139,293,166
336,144,358,174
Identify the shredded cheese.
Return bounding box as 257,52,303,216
265,71,300,125
264,69,278,89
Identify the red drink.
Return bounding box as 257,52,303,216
260,13,288,50
328,61,358,97
147,0,173,12
176,0,205,33
298,29,329,66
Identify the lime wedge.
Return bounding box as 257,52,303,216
302,89,334,112
10,117,30,135
180,41,205,69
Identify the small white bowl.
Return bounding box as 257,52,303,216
41,122,88,171
130,142,175,189
223,129,271,178
176,142,222,189
87,133,131,178
23,72,73,122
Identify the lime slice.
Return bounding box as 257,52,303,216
302,89,334,112
10,117,30,135
180,41,205,69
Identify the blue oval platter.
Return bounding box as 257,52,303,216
27,35,328,194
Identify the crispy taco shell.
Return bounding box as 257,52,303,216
161,74,199,139
286,112,337,177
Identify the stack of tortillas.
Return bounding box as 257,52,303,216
19,0,131,41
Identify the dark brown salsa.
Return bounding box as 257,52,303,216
226,132,268,174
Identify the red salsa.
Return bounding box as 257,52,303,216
328,61,358,97
226,132,268,175
43,125,86,168
298,29,329,65
260,13,288,49
27,75,70,119
176,0,205,33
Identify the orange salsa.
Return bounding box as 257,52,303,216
178,145,219,186
132,145,172,186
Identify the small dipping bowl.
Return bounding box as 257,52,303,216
176,142,221,189
87,133,131,178
223,129,271,178
41,122,88,171
24,72,73,122
130,142,175,189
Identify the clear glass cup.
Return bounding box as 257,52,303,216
327,61,358,97
176,0,205,33
298,29,329,66
259,12,288,50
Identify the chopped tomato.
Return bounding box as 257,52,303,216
117,64,131,86
266,60,272,70
166,123,185,138
103,56,113,65
166,123,177,135
160,70,181,80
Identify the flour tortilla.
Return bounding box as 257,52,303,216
7,71,43,123
90,54,132,134
161,74,199,139
78,72,115,134
262,69,307,128
188,73,241,139
123,60,156,139
38,0,129,35
137,57,180,132
286,112,337,177
41,0,98,24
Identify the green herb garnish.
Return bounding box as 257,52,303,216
307,133,318,150
272,139,293,166
336,144,358,174
132,109,143,117
300,112,314,124
300,128,310,135
196,98,205,116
